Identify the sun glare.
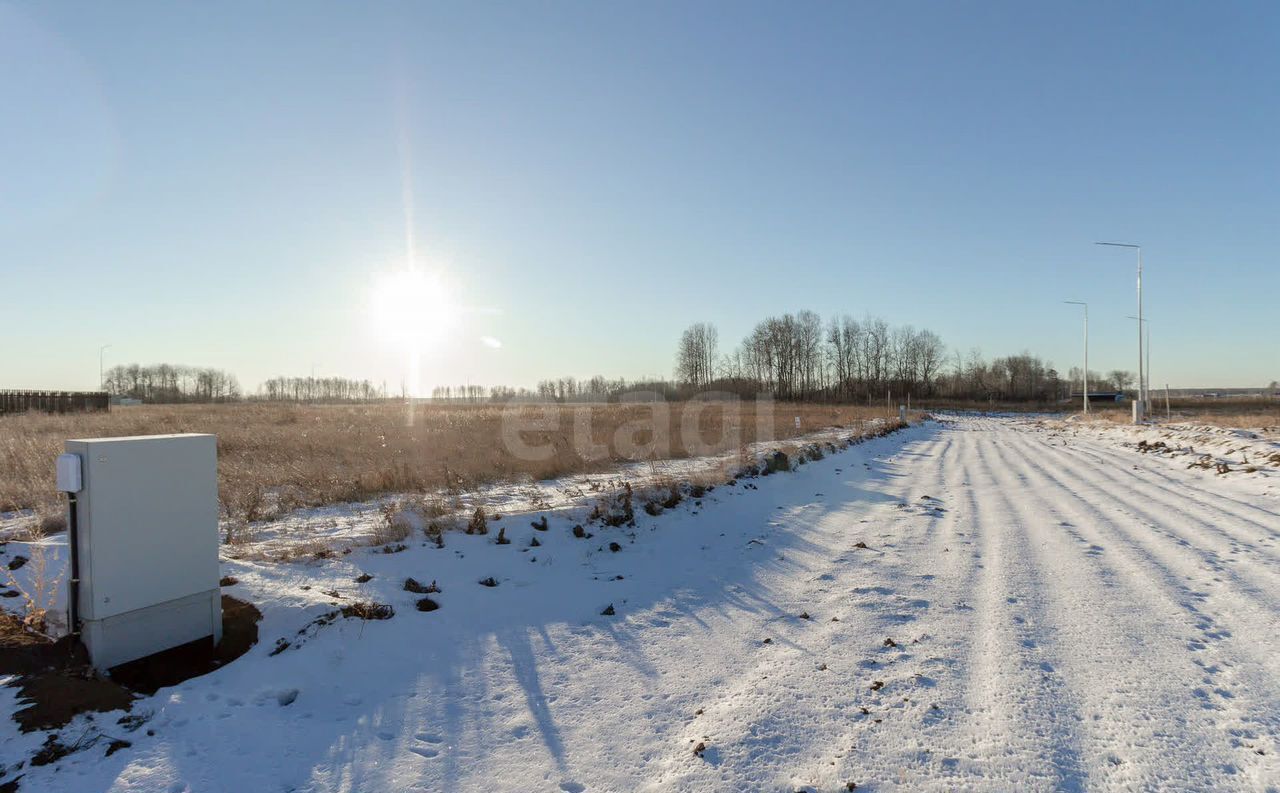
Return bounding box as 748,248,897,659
369,269,459,349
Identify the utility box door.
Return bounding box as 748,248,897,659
66,434,219,621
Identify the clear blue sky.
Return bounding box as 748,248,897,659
3,1,1277,393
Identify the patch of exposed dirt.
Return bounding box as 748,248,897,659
0,612,130,734
12,669,136,734
2,596,261,733
339,602,394,620
109,596,262,695
415,597,439,612
0,612,72,677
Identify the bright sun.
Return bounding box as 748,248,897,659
369,269,459,350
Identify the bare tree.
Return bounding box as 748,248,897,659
1109,370,1136,394
915,330,946,395
104,363,243,403
676,322,719,391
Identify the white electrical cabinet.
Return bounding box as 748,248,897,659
63,433,222,670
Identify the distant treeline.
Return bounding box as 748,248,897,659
428,313,1141,405
259,376,386,403
430,378,682,403
513,314,1144,404
104,365,384,404
104,364,241,403
673,314,1130,404
107,307,1202,408
0,390,108,415
372,312,1156,406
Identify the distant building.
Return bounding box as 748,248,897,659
0,390,109,414
1069,392,1126,404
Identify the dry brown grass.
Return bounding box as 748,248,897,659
1,401,900,529
2,524,64,634
1190,413,1280,431
1084,398,1279,430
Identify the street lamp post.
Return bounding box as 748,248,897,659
99,344,112,392
1065,301,1089,414
1126,316,1151,404
1096,242,1144,418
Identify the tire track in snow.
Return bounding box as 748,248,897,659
1112,453,1280,537
779,428,968,790
980,432,1265,789
824,423,987,791
642,429,957,791
680,424,984,791
851,419,1038,790
902,433,955,551
1043,429,1280,566
1011,429,1280,676
954,421,1090,791
996,429,1280,786
1010,429,1280,629
713,417,1280,791
1051,421,1280,523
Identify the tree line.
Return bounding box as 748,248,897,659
675,315,1138,404
103,329,1145,407
259,376,386,403
103,363,242,403
103,364,384,404
676,314,947,401
431,377,680,403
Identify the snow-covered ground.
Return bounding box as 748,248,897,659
1042,416,1280,485
2,415,1279,792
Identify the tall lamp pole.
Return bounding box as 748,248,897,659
1096,242,1144,413
99,344,112,392
1126,316,1150,403
1065,301,1089,414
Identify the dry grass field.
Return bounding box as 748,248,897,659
1085,397,1279,430
1,400,899,532
915,397,1278,431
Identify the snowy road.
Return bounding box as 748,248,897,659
575,414,1278,792
6,415,1279,792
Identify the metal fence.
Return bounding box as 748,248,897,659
0,390,110,415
